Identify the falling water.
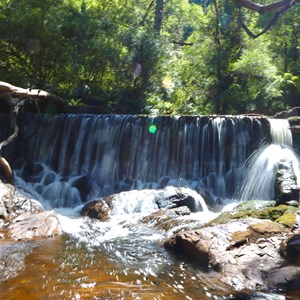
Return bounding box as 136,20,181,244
269,118,293,146
3,113,270,208
0,113,299,299
238,119,300,201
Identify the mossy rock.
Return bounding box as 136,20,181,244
276,213,296,227
256,205,291,221
208,201,299,227
235,200,276,211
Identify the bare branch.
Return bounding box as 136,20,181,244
0,111,19,151
239,2,293,38
140,0,155,26
234,0,300,14
171,40,194,46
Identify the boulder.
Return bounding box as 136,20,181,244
283,234,300,265
81,198,112,221
165,218,289,291
164,201,300,291
275,160,300,205
9,210,61,241
80,186,207,221
73,175,93,202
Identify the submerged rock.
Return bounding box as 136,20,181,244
0,241,34,282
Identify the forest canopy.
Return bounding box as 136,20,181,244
0,0,299,115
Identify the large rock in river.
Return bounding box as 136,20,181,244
81,186,207,220
275,159,300,205
164,200,300,292
8,210,61,241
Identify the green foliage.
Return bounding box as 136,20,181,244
67,98,84,106
0,0,299,114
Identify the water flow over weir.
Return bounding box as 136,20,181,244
238,119,300,201
0,114,272,208
0,113,299,300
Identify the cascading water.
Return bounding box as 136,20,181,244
3,113,270,208
0,113,298,299
238,119,300,201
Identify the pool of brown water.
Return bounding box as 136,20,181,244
0,213,299,300
0,236,227,300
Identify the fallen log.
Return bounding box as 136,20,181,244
0,81,65,105
0,81,66,154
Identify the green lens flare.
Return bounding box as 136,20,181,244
148,124,157,134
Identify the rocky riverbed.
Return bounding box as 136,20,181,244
1,178,300,295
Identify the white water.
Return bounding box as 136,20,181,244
239,119,300,201
239,144,300,201
10,114,269,206
269,118,293,146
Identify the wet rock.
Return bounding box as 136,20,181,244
21,162,44,182
139,206,192,231
9,210,61,241
164,218,292,291
0,181,15,220
43,171,56,185
81,198,112,221
285,234,300,264
275,160,300,205
209,200,298,228
267,265,300,291
81,186,207,221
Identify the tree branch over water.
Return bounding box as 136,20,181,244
0,81,65,105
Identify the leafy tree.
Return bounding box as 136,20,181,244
0,0,299,114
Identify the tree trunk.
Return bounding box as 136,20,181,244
154,0,164,33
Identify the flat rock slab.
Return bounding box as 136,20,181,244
164,218,295,291
9,211,61,241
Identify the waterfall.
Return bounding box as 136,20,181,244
1,114,272,208
238,118,300,201
269,118,293,146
